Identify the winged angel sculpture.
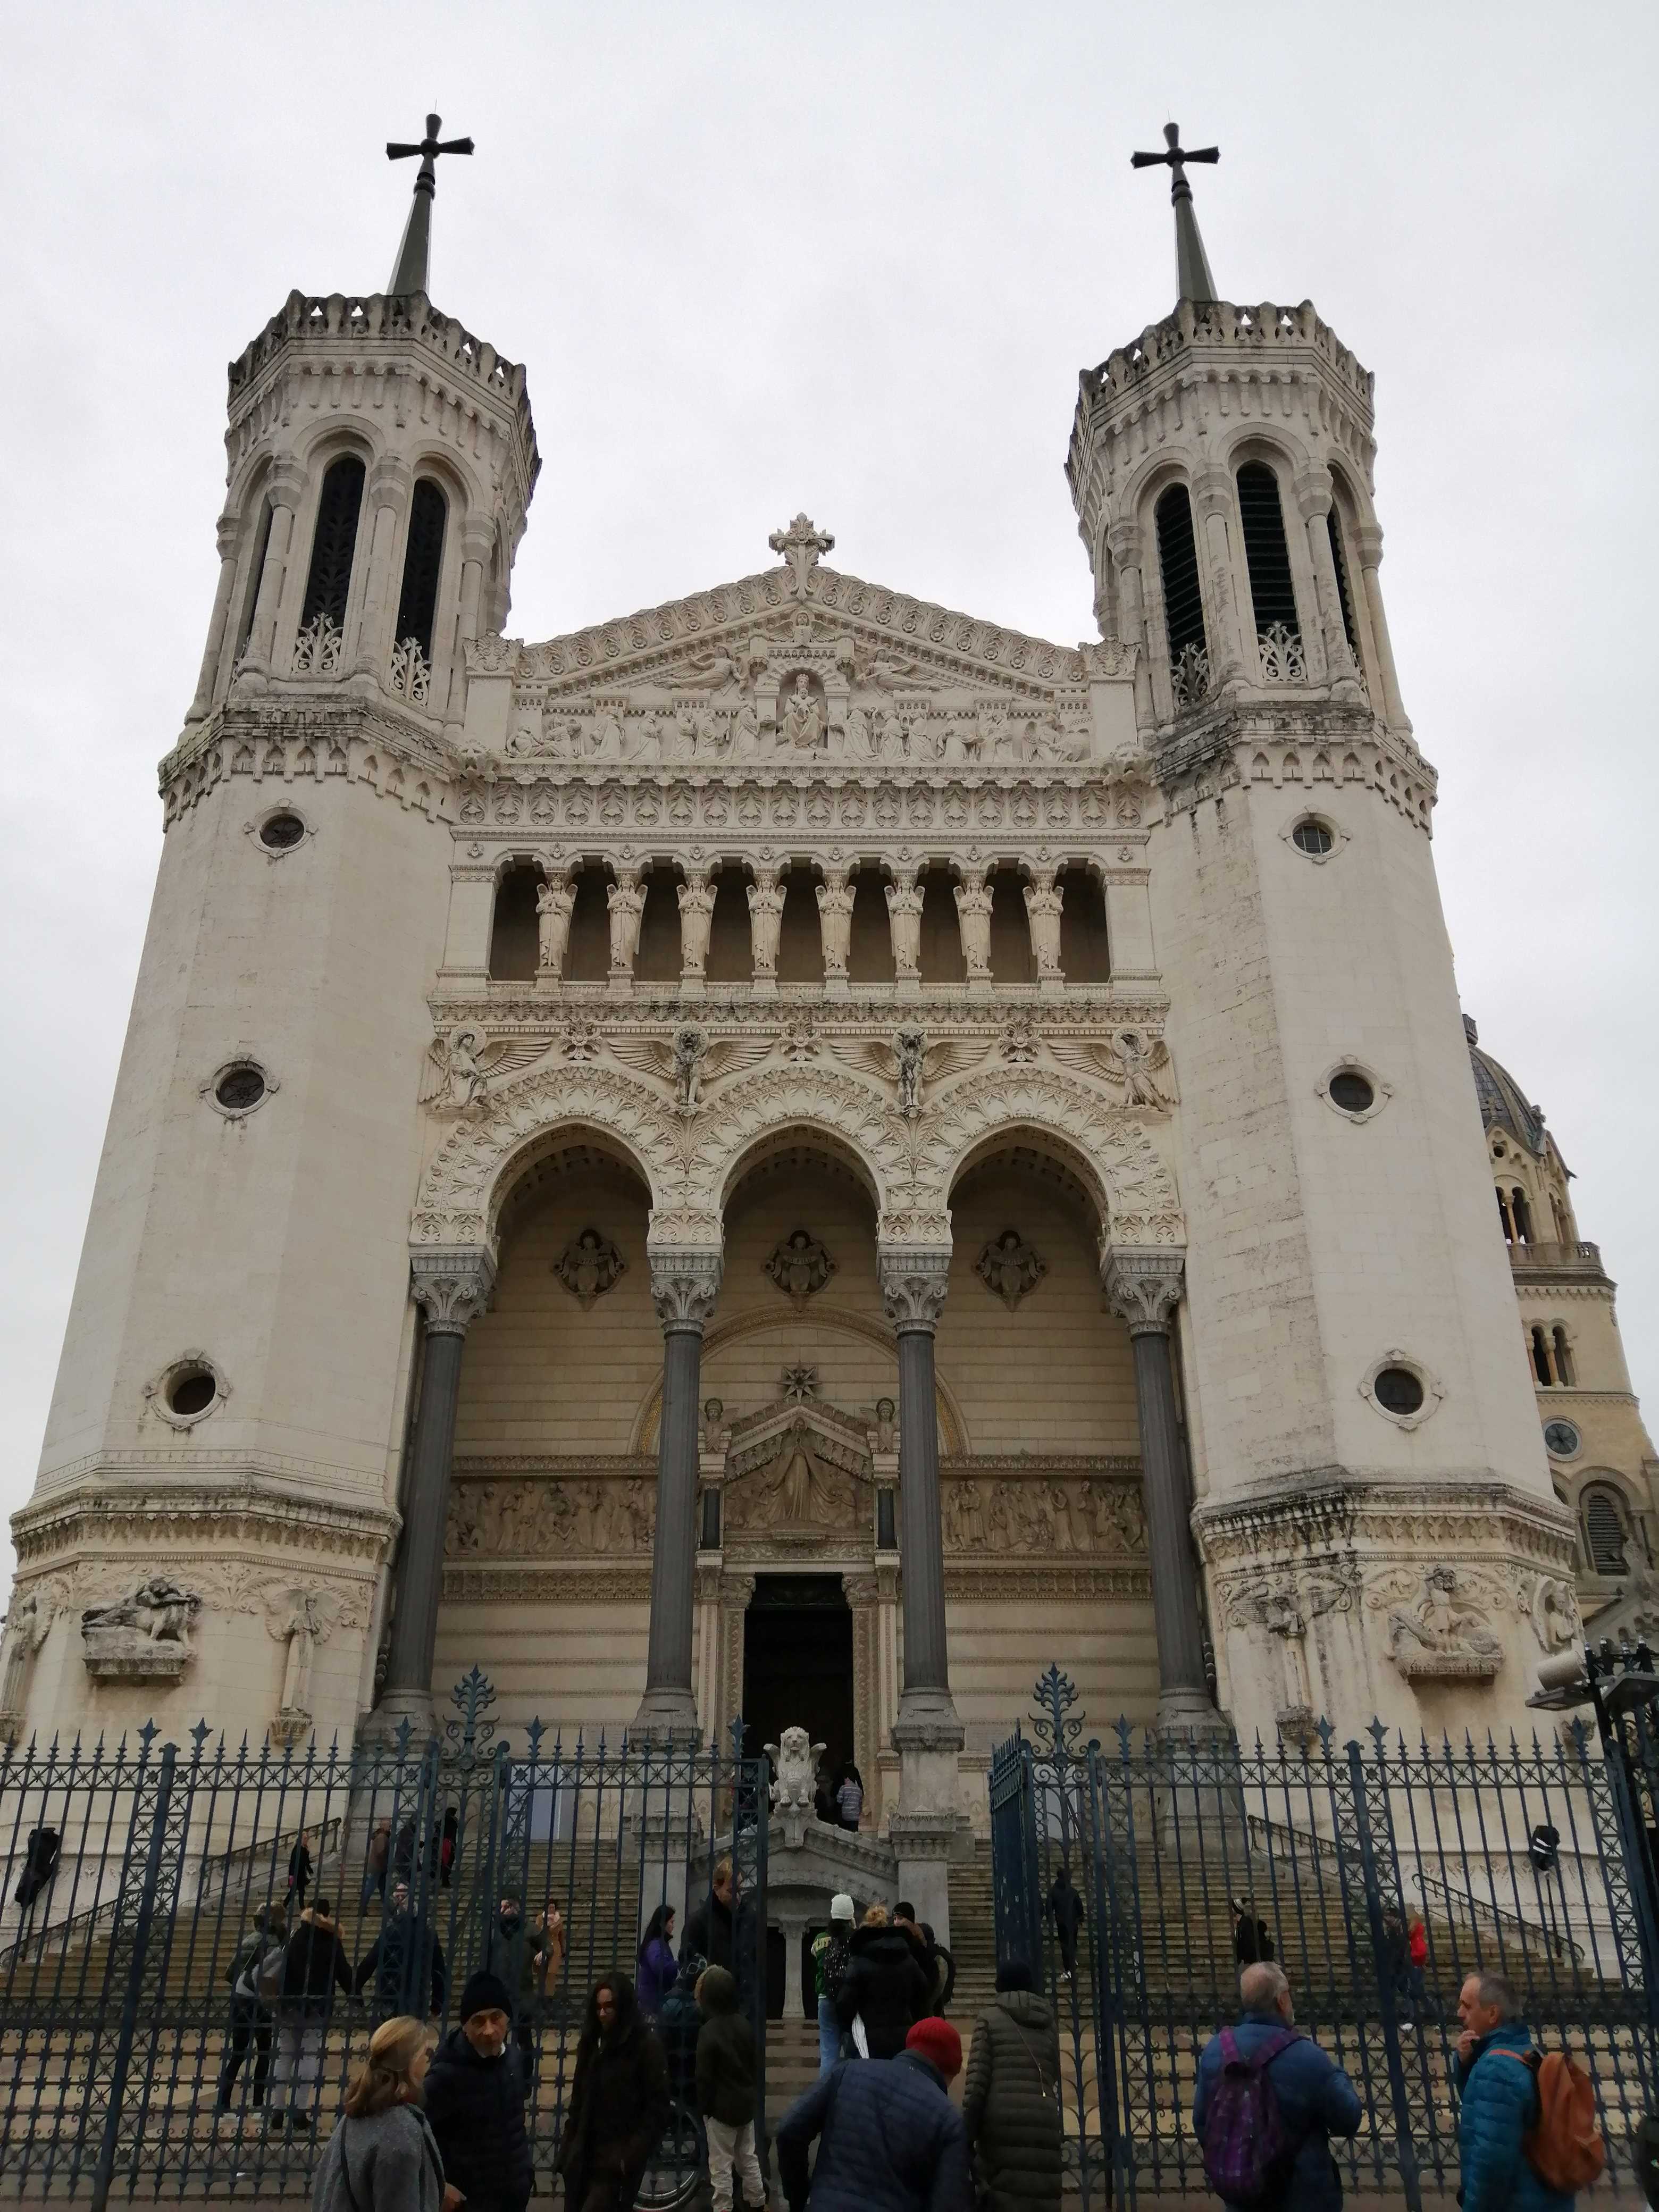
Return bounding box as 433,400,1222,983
606,1025,772,1114
1047,1030,1178,1111
419,1027,554,1116
835,1029,988,1118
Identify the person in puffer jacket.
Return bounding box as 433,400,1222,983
834,1906,932,2059
777,2015,970,2212
962,1959,1063,2211
1454,1970,1575,2212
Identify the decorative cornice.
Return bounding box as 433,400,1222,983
442,1566,653,1603
943,1564,1152,1601
161,702,456,823
1193,1475,1576,1576
11,1477,396,1571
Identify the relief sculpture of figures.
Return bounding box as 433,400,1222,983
676,873,716,978
815,872,854,978
953,874,994,980
747,868,786,978
1024,875,1065,979
895,1028,926,1117
606,874,646,975
731,700,765,761
884,875,925,978
780,674,824,751
536,873,575,975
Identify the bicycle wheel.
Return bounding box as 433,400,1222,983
633,2099,704,2209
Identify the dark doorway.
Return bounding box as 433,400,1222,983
741,1574,855,1782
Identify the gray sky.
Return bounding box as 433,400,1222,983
3,2,1655,1583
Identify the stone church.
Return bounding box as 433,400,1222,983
9,125,1650,1909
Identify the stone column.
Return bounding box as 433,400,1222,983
241,460,307,676
1107,519,1158,730
1294,471,1366,699
378,1249,496,1732
186,510,242,725
880,1246,961,1941
1102,1247,1222,1735
1191,464,1248,682
443,517,495,730
350,456,412,683
634,1249,723,1737
1354,522,1409,730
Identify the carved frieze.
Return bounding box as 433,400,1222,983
942,1476,1145,1556
447,1478,656,1559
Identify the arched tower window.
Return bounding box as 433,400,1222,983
395,478,449,660
1511,1186,1534,1243
1154,486,1206,687
300,455,366,635
1235,460,1301,657
1583,1485,1630,1576
1497,1187,1516,1244
1530,1324,1554,1387
1552,1326,1576,1388
1325,500,1359,655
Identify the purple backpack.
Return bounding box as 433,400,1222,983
1201,2025,1301,2206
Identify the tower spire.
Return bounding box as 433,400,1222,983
385,112,474,297
1130,121,1220,305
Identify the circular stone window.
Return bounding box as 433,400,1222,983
147,1354,229,1429
1374,1365,1425,1417
1292,817,1335,858
1544,1419,1582,1460
258,811,307,852
214,1063,266,1112
1328,1069,1376,1116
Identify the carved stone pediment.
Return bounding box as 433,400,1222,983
723,1404,874,1544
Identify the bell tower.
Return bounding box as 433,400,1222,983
1065,131,1575,1744
13,129,539,1753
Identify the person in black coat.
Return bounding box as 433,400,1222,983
1231,1897,1274,1966
835,1906,934,2059
554,1973,672,2212
269,1899,352,2127
287,1830,313,1912
657,1950,706,2105
353,1882,447,2017
681,1857,735,1971
1048,1867,1085,1981
13,1828,60,1914
424,1969,533,2212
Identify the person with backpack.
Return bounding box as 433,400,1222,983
217,1904,286,2110
809,1892,856,2073
1454,1969,1602,2211
1193,1961,1361,2212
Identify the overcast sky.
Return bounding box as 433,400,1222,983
2,3,1655,1586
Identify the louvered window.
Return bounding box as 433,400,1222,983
299,456,366,632
1236,462,1300,642
1326,504,1359,653
395,479,448,658
1585,1488,1629,1576
1155,486,1206,661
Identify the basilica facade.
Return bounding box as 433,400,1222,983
10,150,1640,1912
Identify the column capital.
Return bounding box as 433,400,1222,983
266,457,309,511
1105,516,1143,567
1291,467,1335,522
1354,520,1385,567
648,1247,723,1331
1101,1246,1185,1336
879,1246,952,1333
410,1247,496,1335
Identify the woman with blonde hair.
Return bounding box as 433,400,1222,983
311,2015,447,2212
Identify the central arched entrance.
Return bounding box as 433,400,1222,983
741,1572,854,1779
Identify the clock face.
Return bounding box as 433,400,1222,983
1543,1419,1581,1460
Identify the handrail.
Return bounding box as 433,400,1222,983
1412,1864,1584,1966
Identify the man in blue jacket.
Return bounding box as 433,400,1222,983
1454,1970,1574,2212
1193,1962,1362,2212
776,2015,969,2212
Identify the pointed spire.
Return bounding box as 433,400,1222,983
1130,121,1221,305
385,112,475,297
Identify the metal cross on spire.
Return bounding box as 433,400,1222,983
386,112,474,298
1130,121,1220,306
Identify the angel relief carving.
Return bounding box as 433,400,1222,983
554,1229,627,1309
765,1229,835,1302
1048,1029,1178,1111
831,1029,987,1118
420,1028,550,1116
975,1230,1046,1310
607,1027,772,1113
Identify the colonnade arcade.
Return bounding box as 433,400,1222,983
382,1054,1214,1816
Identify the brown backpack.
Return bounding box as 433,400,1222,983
1496,2047,1605,2193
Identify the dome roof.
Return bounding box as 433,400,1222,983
1464,1016,1547,1158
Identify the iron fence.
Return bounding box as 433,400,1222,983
990,1663,1659,2211
0,1671,768,2206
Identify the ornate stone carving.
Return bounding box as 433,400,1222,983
0,1588,55,1741
82,1578,203,1681
419,1028,549,1117
942,1474,1144,1554
885,877,925,980
606,875,646,975
953,876,994,979
410,1248,496,1334
879,1247,952,1333
726,1422,861,1534
1048,1030,1177,1110
769,514,834,599
1370,1565,1505,1681
535,875,575,975
782,1365,819,1402
1024,876,1064,979
975,1229,1046,1310
765,1229,835,1302
554,1228,627,1309
815,873,854,979
1520,1573,1579,1653
262,1583,342,1747
747,868,786,977
1101,1248,1185,1335
447,1476,656,1558
676,875,716,978
649,1249,723,1329
766,1723,827,1810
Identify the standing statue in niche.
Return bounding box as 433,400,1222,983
536,875,576,976
606,876,646,975
731,700,764,761
884,876,925,978
953,876,995,980
781,674,824,751
816,873,855,978
676,874,716,978
1024,877,1065,979
747,870,786,979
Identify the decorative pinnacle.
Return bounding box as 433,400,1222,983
1130,121,1219,306
386,112,475,298
768,513,834,601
